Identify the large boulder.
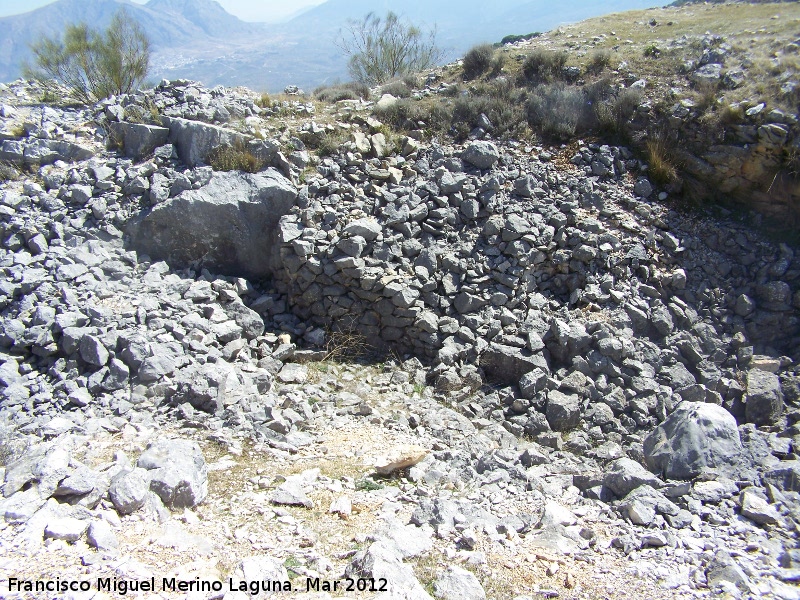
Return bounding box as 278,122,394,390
481,343,549,385
745,369,784,426
604,457,663,497
0,138,94,166
109,122,169,160
137,438,208,509
643,402,747,480
126,170,297,279
545,390,581,432
434,566,486,600
462,141,499,170
763,461,800,492
162,116,248,167
347,540,432,600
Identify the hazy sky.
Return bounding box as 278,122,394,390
0,0,326,22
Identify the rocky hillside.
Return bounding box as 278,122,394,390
0,9,799,598
357,1,800,231
0,0,667,92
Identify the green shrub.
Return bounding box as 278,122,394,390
402,74,419,88
462,43,495,80
500,32,541,45
255,92,272,108
527,83,591,141
314,81,370,103
440,83,462,97
337,11,443,85
124,97,161,125
375,98,452,133
586,49,611,75
380,79,413,98
719,103,744,125
452,79,528,140
315,131,349,156
489,52,507,77
522,49,569,83
643,44,661,58
595,86,642,135
207,141,263,173
693,79,720,112
24,7,150,104
41,90,59,104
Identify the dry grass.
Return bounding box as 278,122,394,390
0,161,21,182
206,141,264,173
645,136,679,185
692,79,720,113
506,2,800,114
313,129,350,157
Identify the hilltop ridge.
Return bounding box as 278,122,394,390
0,0,666,90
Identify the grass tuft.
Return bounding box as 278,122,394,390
645,136,679,185
586,49,612,75
207,141,263,173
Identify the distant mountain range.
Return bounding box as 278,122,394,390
0,0,667,92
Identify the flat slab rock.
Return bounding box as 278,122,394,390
374,445,428,475
126,170,297,279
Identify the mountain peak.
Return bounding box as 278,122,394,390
145,0,261,37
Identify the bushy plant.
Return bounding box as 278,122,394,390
462,43,495,80
314,81,371,103
207,141,263,173
24,8,150,104
527,83,591,141
375,98,452,133
522,49,569,83
315,131,349,157
693,79,720,112
440,83,463,97
124,97,161,125
489,52,507,77
719,103,744,125
255,93,272,108
452,80,528,140
643,44,661,58
595,86,642,135
500,32,541,45
337,11,443,85
380,79,413,98
586,49,612,75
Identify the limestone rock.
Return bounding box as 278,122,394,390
109,468,150,515
462,141,499,170
127,170,297,279
109,122,169,160
643,402,746,480
375,445,428,475
434,566,486,600
137,439,208,509
745,369,784,426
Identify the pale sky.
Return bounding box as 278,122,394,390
0,0,326,22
